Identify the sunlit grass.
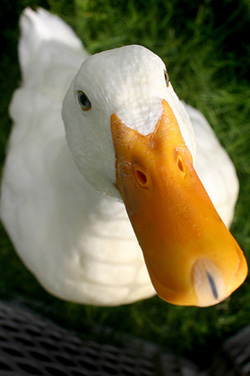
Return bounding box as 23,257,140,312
0,0,249,361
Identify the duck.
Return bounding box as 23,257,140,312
0,7,247,308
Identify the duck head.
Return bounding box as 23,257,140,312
62,45,247,307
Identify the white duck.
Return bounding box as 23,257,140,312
0,8,247,308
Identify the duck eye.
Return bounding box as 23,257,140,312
78,91,91,111
164,70,170,87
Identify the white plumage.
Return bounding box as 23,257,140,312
0,8,241,306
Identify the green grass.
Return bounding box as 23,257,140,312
1,0,250,366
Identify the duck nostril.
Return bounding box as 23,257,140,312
135,169,148,186
177,157,185,173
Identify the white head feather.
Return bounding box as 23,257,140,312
62,45,196,198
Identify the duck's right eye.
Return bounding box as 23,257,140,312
164,70,170,87
78,91,92,111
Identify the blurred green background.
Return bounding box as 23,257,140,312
0,0,250,368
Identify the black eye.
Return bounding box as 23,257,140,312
164,70,170,87
78,91,91,111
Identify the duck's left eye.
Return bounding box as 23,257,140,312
78,91,92,111
164,70,170,87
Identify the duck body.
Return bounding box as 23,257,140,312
0,8,246,306
1,8,155,305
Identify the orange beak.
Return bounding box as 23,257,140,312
111,99,247,307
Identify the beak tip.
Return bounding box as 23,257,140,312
191,257,247,307
191,259,226,307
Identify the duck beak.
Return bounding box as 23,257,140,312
110,99,247,307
